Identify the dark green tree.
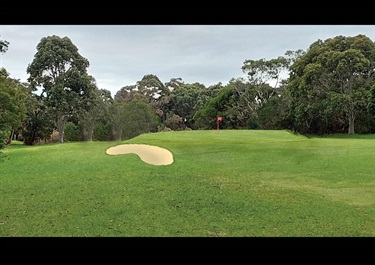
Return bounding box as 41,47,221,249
22,93,55,145
369,84,375,111
107,99,159,140
167,82,220,129
92,89,114,141
26,35,96,143
242,56,289,107
74,78,104,141
114,85,139,103
193,87,244,130
122,99,159,139
0,68,27,149
115,74,170,125
136,74,169,99
288,35,375,134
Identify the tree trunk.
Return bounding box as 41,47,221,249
84,123,94,141
112,127,122,141
87,130,93,141
57,113,65,143
6,129,14,145
117,129,122,141
84,128,93,141
348,115,355,134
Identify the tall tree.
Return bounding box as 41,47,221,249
288,34,375,134
115,74,172,126
74,77,102,141
165,77,184,91
0,68,27,148
22,93,55,145
241,56,289,107
168,82,218,129
227,77,258,114
369,84,375,114
114,85,139,103
92,89,114,141
136,74,168,99
26,35,96,142
193,86,244,130
122,99,159,139
108,102,126,141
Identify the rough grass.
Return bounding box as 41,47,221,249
0,130,374,236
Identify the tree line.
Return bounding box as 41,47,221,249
1,34,375,149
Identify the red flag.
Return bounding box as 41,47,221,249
216,116,222,131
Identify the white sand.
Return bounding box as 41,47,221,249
106,144,174,166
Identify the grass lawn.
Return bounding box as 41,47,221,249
0,130,374,236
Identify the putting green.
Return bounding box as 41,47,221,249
106,144,174,166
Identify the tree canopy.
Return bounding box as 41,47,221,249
0,68,27,148
26,35,98,143
2,32,375,148
287,34,375,134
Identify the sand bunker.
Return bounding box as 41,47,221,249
106,144,174,166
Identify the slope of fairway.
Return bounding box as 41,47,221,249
0,130,374,236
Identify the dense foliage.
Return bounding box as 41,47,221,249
0,68,27,149
1,33,375,148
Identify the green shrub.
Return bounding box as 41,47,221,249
0,125,11,150
93,123,112,141
64,122,83,142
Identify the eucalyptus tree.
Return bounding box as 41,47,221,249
165,77,184,91
137,74,172,123
170,83,204,120
108,102,126,141
107,99,159,140
136,74,169,99
115,74,170,122
241,56,289,108
167,82,222,129
92,89,114,141
160,77,185,126
164,84,195,130
75,80,105,141
22,93,55,145
369,84,375,114
122,99,159,139
226,77,258,116
114,85,139,103
0,68,27,148
256,80,292,130
236,54,293,130
367,84,375,132
288,34,375,134
193,86,246,130
27,35,97,143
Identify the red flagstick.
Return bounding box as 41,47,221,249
217,116,222,131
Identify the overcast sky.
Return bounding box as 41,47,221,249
1,25,374,97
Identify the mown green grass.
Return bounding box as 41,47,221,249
0,130,374,236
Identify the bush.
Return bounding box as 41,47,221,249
0,125,11,150
64,122,83,142
164,114,184,131
93,123,113,141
